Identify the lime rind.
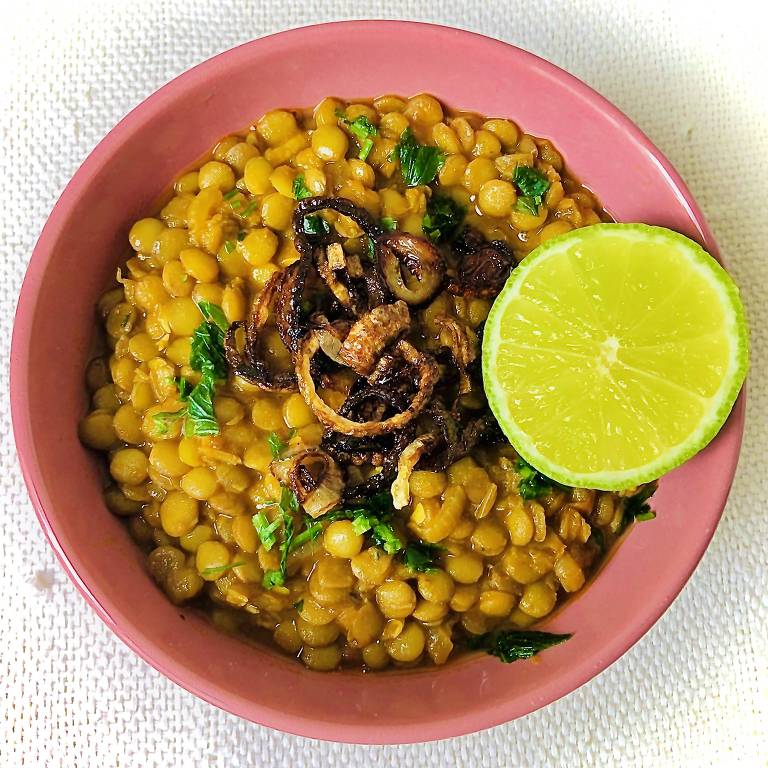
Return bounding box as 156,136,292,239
482,223,749,490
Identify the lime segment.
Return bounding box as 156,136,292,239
482,223,748,490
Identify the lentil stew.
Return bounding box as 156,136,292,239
78,93,654,671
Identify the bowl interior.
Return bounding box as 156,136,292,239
11,21,744,744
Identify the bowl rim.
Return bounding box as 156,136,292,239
10,19,746,744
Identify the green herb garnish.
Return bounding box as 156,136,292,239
152,408,186,436
516,457,554,500
261,487,305,589
182,374,219,436
267,431,288,460
157,302,229,437
621,484,658,530
320,492,403,554
281,485,300,514
369,524,403,555
514,196,539,216
468,630,572,663
189,315,227,380
262,570,285,589
292,174,313,201
289,519,324,551
365,236,376,262
395,128,445,187
422,195,466,242
241,200,257,218
223,189,239,200
260,491,404,589
401,542,442,572
512,165,550,215
223,240,236,254
294,599,304,613
252,511,282,551
195,299,229,333
380,217,397,232
303,214,331,236
336,109,379,161
176,375,193,398
201,561,245,577
237,230,247,241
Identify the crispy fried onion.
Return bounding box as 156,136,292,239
316,243,358,311
224,270,298,392
422,409,497,471
376,233,445,306
271,447,343,519
293,196,383,245
338,301,410,375
338,429,416,502
321,378,415,468
434,315,478,395
391,435,439,509
274,252,312,356
293,197,389,312
296,332,438,436
449,227,515,299
322,382,415,466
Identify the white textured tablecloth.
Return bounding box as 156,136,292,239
2,1,766,765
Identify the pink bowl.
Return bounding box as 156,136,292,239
11,21,745,744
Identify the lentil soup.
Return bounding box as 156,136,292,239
78,93,650,672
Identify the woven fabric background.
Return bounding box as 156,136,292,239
2,1,766,765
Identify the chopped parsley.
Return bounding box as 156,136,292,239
401,542,442,573
262,570,286,590
195,299,229,334
336,109,378,161
252,511,282,551
395,128,445,187
468,630,572,663
151,407,186,436
189,303,228,379
241,200,258,218
303,214,331,236
223,240,236,255
422,195,466,242
258,491,406,590
513,165,550,215
350,512,379,536
365,236,376,262
292,174,313,201
236,230,247,241
369,524,403,555
152,301,229,437
267,428,295,459
223,189,239,201
259,488,322,589
182,373,219,436
514,196,539,216
201,561,245,577
621,483,658,530
267,431,288,459
380,216,397,232
289,519,324,551
294,599,304,613
261,487,300,589
516,457,554,500
320,492,403,554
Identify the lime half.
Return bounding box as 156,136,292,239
482,223,748,490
